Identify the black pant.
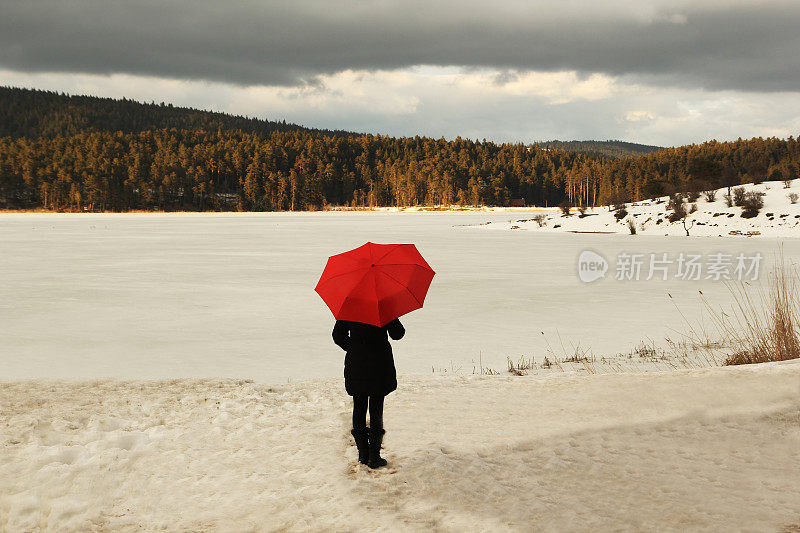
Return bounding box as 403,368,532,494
352,394,384,430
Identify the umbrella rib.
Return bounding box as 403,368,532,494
371,268,382,325
373,244,408,264
373,263,434,272
335,295,352,317
378,269,423,306
334,272,375,320
316,266,370,287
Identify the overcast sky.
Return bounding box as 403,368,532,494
3,0,800,146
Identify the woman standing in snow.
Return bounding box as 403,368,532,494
332,318,405,469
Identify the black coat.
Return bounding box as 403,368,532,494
332,318,405,397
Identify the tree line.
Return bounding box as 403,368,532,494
0,129,583,211
0,87,798,211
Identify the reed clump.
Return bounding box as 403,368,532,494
705,255,800,365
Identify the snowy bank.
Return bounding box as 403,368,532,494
2,362,799,531
475,179,800,238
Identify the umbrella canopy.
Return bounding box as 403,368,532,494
315,242,435,327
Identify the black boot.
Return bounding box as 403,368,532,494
351,427,369,464
367,428,388,469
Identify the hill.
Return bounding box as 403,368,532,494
480,178,800,238
0,86,348,139
534,140,663,158
0,87,660,158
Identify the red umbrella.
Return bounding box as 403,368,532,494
315,242,435,327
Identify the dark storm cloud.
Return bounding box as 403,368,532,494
2,0,799,91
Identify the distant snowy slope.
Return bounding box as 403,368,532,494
477,179,800,238
1,362,799,531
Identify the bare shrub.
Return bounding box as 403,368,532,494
605,191,630,211
724,193,734,207
741,191,764,218
703,190,717,202
682,217,695,236
788,192,799,204
784,179,792,189
614,207,628,221
733,186,747,206
532,214,547,227
667,193,686,222
626,218,637,234
558,200,572,216
689,203,698,214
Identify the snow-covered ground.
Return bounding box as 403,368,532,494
1,361,798,531
1,211,795,381
1,206,798,531
477,179,800,238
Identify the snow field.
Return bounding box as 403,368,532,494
479,179,800,237
3,211,797,383
2,361,799,531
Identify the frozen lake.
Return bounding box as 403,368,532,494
0,212,794,382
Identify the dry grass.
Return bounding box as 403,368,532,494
507,356,537,375
474,351,499,375
677,252,800,366
431,360,463,373
437,261,800,376
663,336,723,368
